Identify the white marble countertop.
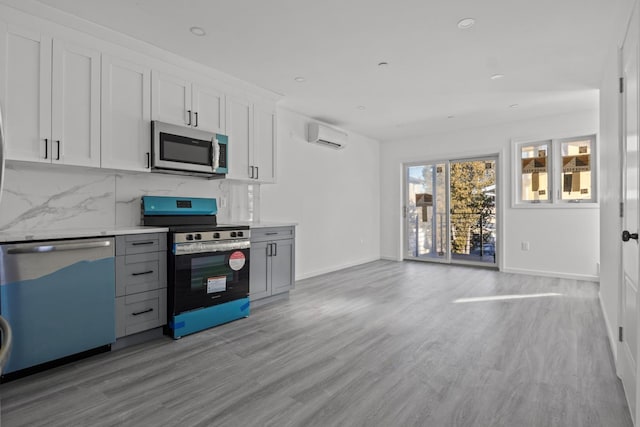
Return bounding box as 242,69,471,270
0,222,297,243
222,221,298,228
0,226,170,243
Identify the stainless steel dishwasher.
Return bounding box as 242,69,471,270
0,237,116,377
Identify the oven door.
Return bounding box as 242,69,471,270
172,244,250,314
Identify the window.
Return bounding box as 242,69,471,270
514,135,596,206
520,141,550,203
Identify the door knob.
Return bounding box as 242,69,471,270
622,230,639,242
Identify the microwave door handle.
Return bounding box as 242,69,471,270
212,137,220,171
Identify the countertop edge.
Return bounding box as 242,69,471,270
0,226,170,243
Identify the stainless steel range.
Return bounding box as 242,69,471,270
142,196,250,339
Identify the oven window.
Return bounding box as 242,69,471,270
191,255,233,291
160,133,211,166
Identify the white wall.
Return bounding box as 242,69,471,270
381,110,600,280
260,108,381,280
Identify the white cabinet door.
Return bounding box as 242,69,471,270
151,70,191,127
101,55,151,171
1,24,52,163
192,83,225,134
253,102,276,183
225,95,253,180
51,39,101,167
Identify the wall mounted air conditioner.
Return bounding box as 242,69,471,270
308,122,347,149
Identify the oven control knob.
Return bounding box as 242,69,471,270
194,234,202,240
230,231,237,238
186,234,194,241
237,231,244,237
213,232,221,239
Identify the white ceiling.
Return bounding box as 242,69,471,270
35,0,632,141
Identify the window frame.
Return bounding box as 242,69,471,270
512,134,598,208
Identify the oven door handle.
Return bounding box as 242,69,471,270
173,240,250,255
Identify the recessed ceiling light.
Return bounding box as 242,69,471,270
189,26,206,36
357,106,366,110
490,74,505,80
378,61,389,67
510,104,519,108
294,77,306,82
457,18,475,29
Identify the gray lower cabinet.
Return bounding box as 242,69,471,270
250,226,295,301
115,233,167,338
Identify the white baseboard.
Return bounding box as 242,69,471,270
599,291,619,365
296,256,381,280
380,255,401,262
501,267,599,282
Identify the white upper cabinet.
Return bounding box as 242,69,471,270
192,84,225,134
51,39,101,167
0,24,52,163
151,71,226,134
253,102,276,183
0,12,277,181
225,95,277,183
101,55,151,171
0,23,100,167
225,94,252,181
151,70,191,127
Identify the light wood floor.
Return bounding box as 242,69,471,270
0,260,632,426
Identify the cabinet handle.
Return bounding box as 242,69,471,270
131,270,154,276
44,138,48,159
146,152,150,169
267,243,272,256
131,241,154,246
132,308,153,316
56,140,60,160
255,166,259,180
272,242,277,256
265,232,278,236
250,165,255,179
194,112,199,128
187,110,192,126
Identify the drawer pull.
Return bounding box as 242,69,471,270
131,270,154,276
132,308,153,316
265,232,278,235
131,241,154,246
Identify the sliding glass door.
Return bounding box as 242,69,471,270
404,156,498,266
406,163,448,262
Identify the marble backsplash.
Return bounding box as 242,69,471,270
0,161,255,233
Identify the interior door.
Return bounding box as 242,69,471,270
621,4,640,423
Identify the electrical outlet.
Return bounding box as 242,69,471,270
521,241,530,251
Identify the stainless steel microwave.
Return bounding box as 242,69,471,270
151,121,228,179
